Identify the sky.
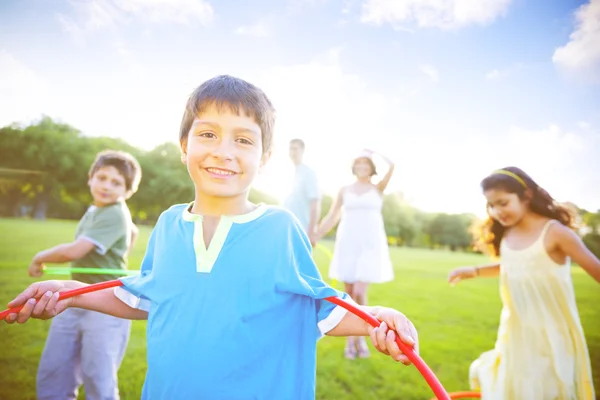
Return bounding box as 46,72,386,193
1,0,599,216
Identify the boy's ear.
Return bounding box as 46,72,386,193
180,140,187,164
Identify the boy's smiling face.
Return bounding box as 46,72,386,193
181,103,271,201
88,166,127,207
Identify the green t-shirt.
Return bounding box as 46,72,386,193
71,201,133,284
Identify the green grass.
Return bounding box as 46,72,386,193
0,218,598,399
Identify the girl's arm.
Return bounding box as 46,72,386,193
474,263,501,277
554,225,600,283
315,187,344,239
448,263,500,284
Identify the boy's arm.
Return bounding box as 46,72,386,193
33,238,97,264
29,238,97,277
5,280,148,324
326,305,418,364
72,286,148,319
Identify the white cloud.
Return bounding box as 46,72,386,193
116,0,214,24
235,20,270,37
57,0,214,44
484,63,526,80
552,0,600,83
56,13,86,47
0,50,51,128
419,64,440,82
485,69,501,80
360,0,513,30
288,0,329,11
115,40,144,74
577,121,591,131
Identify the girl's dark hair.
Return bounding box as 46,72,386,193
478,166,575,257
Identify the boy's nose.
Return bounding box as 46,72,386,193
212,140,235,161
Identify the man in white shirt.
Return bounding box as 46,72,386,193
284,139,321,246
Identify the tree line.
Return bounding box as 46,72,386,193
1,117,598,257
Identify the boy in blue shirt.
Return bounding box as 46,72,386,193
5,75,418,400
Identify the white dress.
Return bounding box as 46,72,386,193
328,187,394,284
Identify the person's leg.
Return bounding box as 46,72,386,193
353,282,371,358
353,282,369,305
342,282,358,359
36,308,84,400
80,310,131,400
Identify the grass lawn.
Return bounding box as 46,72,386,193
0,218,598,399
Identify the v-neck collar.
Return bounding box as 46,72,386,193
181,202,267,273
181,202,267,223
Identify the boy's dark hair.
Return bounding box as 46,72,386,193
477,166,574,257
88,150,142,196
290,138,305,149
179,75,276,153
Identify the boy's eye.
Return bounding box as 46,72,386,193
199,131,216,138
237,137,254,145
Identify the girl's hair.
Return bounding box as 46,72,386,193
478,166,575,257
352,157,377,177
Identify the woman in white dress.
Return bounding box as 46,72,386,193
316,149,395,359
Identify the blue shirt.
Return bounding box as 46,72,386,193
115,203,350,400
283,163,320,233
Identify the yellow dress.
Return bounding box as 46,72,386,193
469,220,595,399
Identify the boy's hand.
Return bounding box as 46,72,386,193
448,266,477,285
28,261,45,277
368,308,418,365
4,281,73,324
309,231,319,247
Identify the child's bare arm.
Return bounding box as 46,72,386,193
34,238,97,263
28,238,98,277
326,305,418,365
4,280,148,324
448,263,500,284
315,188,344,239
370,150,395,193
555,225,600,283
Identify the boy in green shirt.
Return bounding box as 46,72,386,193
28,149,142,400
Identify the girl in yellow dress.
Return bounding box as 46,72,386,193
448,167,599,399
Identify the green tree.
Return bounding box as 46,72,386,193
426,213,475,251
